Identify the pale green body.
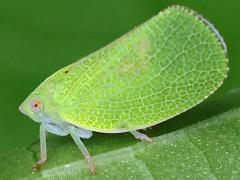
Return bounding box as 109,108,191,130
21,6,228,133
19,6,229,174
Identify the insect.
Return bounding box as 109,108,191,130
19,5,228,175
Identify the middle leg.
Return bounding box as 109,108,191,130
68,126,96,175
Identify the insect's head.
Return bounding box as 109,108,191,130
19,95,46,123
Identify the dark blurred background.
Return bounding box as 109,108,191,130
0,0,239,156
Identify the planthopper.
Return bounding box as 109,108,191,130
19,5,228,175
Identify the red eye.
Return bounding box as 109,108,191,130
31,100,42,112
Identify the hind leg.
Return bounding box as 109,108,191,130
130,130,153,143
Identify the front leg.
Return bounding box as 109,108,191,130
32,123,47,171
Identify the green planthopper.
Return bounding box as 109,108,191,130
19,5,228,175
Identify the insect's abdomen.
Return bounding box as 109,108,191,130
57,6,228,132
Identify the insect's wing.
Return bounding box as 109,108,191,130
54,6,228,132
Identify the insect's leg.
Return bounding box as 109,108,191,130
32,123,47,171
69,126,96,175
44,123,69,136
130,130,154,143
70,125,93,139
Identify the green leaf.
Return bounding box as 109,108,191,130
1,88,240,179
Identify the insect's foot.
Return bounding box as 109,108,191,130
146,137,154,144
32,159,46,172
32,163,41,172
141,135,154,143
86,156,96,175
89,165,96,175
